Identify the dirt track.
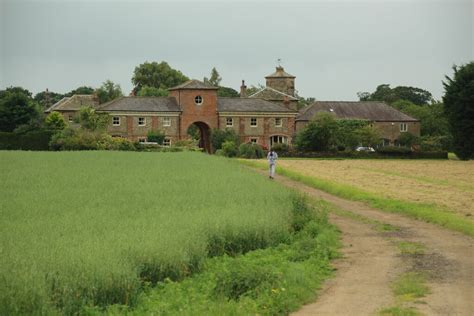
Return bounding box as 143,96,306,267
260,171,474,315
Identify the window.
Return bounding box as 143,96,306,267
226,117,233,127
163,138,171,147
275,118,282,127
138,117,146,126
195,95,203,105
270,135,288,147
138,137,146,143
400,123,408,132
112,116,120,126
250,138,258,144
163,117,171,127
250,118,257,127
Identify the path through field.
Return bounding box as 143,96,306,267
256,170,474,315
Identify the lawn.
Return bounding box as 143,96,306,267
0,151,338,315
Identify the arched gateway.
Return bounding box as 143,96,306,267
187,121,212,153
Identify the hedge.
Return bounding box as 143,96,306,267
0,130,53,151
276,150,447,159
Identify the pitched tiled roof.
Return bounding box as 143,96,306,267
248,86,298,101
217,97,296,113
168,79,218,90
97,97,180,112
297,101,418,122
265,66,295,78
45,95,99,112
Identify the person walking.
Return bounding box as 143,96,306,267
267,149,278,179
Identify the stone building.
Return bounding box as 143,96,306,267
46,66,419,151
296,101,420,146
95,79,297,152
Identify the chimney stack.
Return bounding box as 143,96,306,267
283,95,290,107
240,80,247,98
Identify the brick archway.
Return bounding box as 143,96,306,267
188,121,212,153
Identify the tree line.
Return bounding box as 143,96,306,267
0,61,473,159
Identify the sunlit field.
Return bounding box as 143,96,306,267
278,159,474,217
0,151,297,314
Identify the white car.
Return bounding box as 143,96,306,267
355,146,375,152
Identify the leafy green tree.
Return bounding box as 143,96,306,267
132,61,189,93
210,128,239,152
358,84,432,105
354,125,382,147
335,119,369,149
45,111,66,130
0,86,33,98
137,86,169,97
398,132,419,147
34,90,64,109
392,100,450,137
295,112,338,151
203,67,222,87
77,106,110,131
95,80,123,104
65,86,94,97
0,89,39,132
217,86,239,97
443,62,474,160
245,84,265,97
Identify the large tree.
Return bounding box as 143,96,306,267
443,62,474,160
65,86,95,97
0,88,39,132
203,67,222,87
358,84,433,105
137,86,169,97
295,112,339,151
95,80,123,104
34,90,64,109
132,61,189,93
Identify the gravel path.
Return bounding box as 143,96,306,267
262,172,474,315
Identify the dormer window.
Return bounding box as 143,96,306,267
195,95,203,105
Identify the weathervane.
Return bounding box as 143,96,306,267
277,58,282,67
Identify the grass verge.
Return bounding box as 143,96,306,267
111,196,341,315
239,160,474,237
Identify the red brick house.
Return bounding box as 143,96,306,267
46,66,419,151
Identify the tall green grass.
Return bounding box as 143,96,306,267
0,152,296,314
240,160,474,237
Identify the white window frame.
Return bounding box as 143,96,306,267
270,135,288,146
226,117,233,127
163,138,171,147
275,118,282,127
250,138,258,144
250,117,257,127
138,117,146,126
112,116,120,126
163,117,171,127
138,137,146,143
194,95,203,105
68,115,73,123
400,123,408,132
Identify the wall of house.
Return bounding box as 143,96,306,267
106,114,179,141
218,115,295,148
266,77,295,96
295,120,420,145
169,89,218,138
375,121,420,144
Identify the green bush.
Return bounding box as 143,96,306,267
376,146,412,155
221,141,238,157
271,143,289,153
0,130,53,150
238,143,265,159
147,130,165,144
398,132,419,147
420,135,453,151
49,129,136,151
211,128,239,152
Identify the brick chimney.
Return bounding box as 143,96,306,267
240,80,247,98
283,95,290,107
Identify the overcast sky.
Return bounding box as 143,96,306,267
1,0,472,101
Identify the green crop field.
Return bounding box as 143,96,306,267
0,151,339,314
